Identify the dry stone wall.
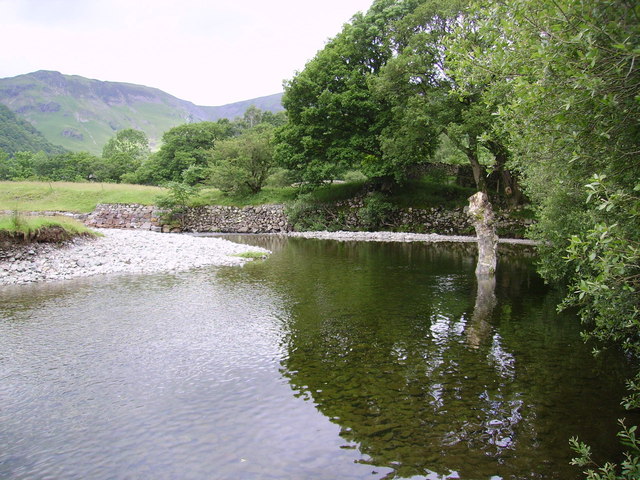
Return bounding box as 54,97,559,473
83,203,291,233
85,204,164,231
182,205,291,233
73,202,529,237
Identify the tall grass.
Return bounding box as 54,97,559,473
0,213,97,238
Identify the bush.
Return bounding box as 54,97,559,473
266,168,297,188
285,193,340,231
155,182,198,228
342,170,367,183
357,192,397,231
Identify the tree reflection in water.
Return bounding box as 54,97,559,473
221,237,633,480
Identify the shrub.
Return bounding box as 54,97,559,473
357,192,397,231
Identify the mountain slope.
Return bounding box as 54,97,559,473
0,103,67,156
0,71,284,155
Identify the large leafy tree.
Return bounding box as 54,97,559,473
134,121,233,185
373,0,522,200
209,124,276,195
276,0,424,186
101,128,150,182
449,1,639,474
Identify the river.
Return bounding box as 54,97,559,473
0,236,636,479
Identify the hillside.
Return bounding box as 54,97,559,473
0,103,66,156
0,71,284,155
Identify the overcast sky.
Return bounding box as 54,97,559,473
0,0,374,106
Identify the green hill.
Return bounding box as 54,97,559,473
0,71,284,155
0,103,66,156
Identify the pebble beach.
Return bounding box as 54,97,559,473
0,229,269,286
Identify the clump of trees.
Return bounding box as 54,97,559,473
274,0,521,204
0,107,286,194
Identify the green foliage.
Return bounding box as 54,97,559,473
284,193,341,231
449,0,639,277
209,124,276,195
448,0,640,475
101,129,150,182
387,176,475,209
357,192,397,231
155,181,199,227
342,170,367,183
0,103,66,156
265,168,297,188
276,0,426,186
133,121,233,185
563,177,640,358
570,420,640,480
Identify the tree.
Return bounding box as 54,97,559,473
133,121,233,185
2,151,36,179
101,128,150,182
209,124,276,195
372,0,522,200
36,151,103,181
275,0,425,187
448,0,639,475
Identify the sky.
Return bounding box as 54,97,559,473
0,0,375,106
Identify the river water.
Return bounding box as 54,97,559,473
0,236,636,479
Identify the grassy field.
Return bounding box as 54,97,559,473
0,179,476,214
0,181,166,213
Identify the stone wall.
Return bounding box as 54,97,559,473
85,204,164,231
74,202,529,237
182,205,291,233
287,197,530,238
83,203,291,234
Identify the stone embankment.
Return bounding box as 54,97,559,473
182,205,290,233
84,203,292,233
0,229,269,286
84,204,163,231
82,202,530,237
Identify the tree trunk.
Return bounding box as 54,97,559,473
485,139,524,207
467,191,498,276
466,136,487,193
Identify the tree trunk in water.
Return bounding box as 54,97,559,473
468,191,498,276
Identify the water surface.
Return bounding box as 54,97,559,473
0,236,635,479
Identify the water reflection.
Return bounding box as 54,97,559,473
1,237,636,480
221,237,636,479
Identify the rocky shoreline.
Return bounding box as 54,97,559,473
287,230,537,245
0,228,537,287
0,229,270,286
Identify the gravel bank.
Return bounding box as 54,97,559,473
288,230,537,245
0,229,269,286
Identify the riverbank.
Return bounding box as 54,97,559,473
0,229,537,286
0,229,269,286
288,230,537,245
